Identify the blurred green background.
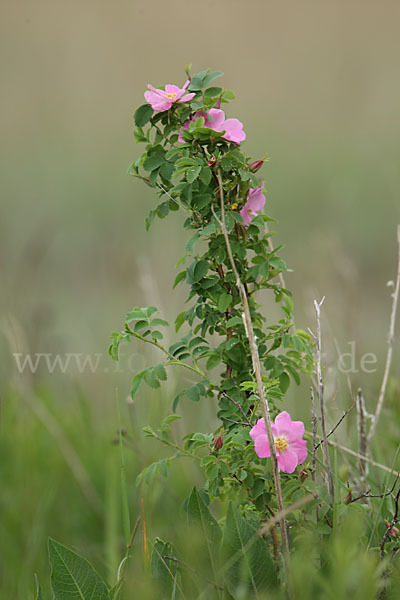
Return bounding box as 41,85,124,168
1,0,400,597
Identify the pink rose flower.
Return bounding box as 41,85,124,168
240,183,266,225
250,411,307,474
144,80,195,112
178,108,246,144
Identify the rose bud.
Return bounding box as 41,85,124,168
249,160,264,173
386,522,400,536
213,435,223,451
208,157,217,167
299,468,309,482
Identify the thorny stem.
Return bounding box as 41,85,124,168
368,224,400,444
213,171,290,563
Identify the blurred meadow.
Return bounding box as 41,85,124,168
1,0,400,597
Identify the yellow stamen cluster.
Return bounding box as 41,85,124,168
164,92,177,100
274,436,288,452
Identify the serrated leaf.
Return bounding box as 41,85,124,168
202,71,224,87
218,293,232,313
134,104,153,127
186,385,200,402
279,372,290,394
220,504,277,596
186,231,201,254
187,488,222,584
193,259,209,282
173,271,186,288
187,165,201,183
48,538,110,600
175,311,186,332
143,155,165,172
151,318,169,328
151,538,180,597
131,370,146,399
204,86,223,97
126,307,147,322
206,353,221,370
226,316,243,328
199,166,212,185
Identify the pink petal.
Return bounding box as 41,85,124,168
277,450,298,473
254,434,271,458
178,121,190,143
221,118,246,143
289,439,308,464
144,91,171,112
207,108,226,131
240,205,252,225
247,186,266,212
274,411,305,442
165,84,180,95
179,92,196,103
249,418,266,441
182,79,190,91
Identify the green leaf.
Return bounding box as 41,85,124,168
220,503,277,596
48,538,110,600
218,293,232,313
206,353,221,370
193,260,209,282
188,73,206,91
131,370,146,398
279,372,290,394
143,154,165,172
199,166,212,186
226,316,243,328
186,385,200,402
203,71,224,87
187,165,201,183
150,538,179,595
173,271,186,288
126,307,147,322
204,86,223,97
186,231,201,254
134,104,153,127
175,311,186,332
187,488,222,583
151,318,169,328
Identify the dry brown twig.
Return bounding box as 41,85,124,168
367,224,400,445
212,171,290,562
309,297,335,506
311,387,317,482
314,404,354,451
356,387,369,494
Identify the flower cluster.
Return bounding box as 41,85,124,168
143,79,264,225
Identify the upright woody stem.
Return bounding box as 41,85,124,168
214,170,290,559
